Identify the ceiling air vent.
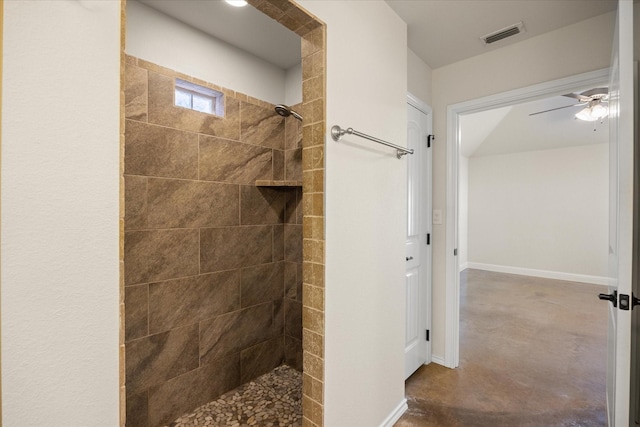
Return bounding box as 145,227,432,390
481,22,525,45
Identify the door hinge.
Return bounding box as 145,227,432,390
427,134,434,148
426,233,431,245
454,248,458,256
619,293,640,310
426,330,430,341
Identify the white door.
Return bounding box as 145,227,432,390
603,1,635,425
405,95,432,379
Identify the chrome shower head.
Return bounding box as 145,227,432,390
275,104,303,121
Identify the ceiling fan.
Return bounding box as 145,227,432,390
529,87,609,121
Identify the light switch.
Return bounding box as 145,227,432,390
433,209,442,225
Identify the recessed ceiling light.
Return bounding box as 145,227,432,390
225,0,248,7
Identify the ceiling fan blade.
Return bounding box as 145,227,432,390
562,93,591,103
528,103,582,116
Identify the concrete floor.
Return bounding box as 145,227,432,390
395,269,608,427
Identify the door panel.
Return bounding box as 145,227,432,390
405,98,432,379
605,2,634,425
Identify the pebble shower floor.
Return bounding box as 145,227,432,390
165,365,302,427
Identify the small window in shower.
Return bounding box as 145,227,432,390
174,79,224,116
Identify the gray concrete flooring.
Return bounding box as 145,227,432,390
396,269,608,426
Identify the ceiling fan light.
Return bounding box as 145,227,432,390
591,103,609,119
575,107,597,121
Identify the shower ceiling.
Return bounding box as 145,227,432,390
137,0,301,69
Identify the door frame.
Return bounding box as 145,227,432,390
443,68,611,368
407,92,433,370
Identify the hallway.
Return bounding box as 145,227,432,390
396,269,608,426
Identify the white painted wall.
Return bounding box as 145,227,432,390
1,1,121,425
468,144,609,280
408,48,432,105
458,156,469,270
296,1,408,425
126,0,290,105
430,11,615,359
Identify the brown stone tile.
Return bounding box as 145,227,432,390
301,27,323,56
125,284,148,342
199,135,272,184
303,262,324,288
124,175,147,231
284,224,302,262
302,373,322,404
125,390,148,427
147,72,240,140
284,261,298,299
285,335,303,372
284,190,300,225
302,351,323,382
273,149,284,181
273,225,285,262
273,297,285,336
311,145,324,169
240,186,284,225
302,329,323,359
147,353,240,427
296,189,304,225
302,76,323,103
124,229,199,285
200,226,273,273
136,59,177,78
303,284,324,312
285,298,302,340
240,101,285,149
303,239,324,264
124,120,198,179
296,262,303,301
240,337,284,383
147,178,239,228
285,148,302,182
302,307,323,335
126,324,200,394
302,395,323,426
125,64,148,121
241,262,284,307
200,303,276,365
305,51,324,79
302,170,313,193
148,270,240,334
285,113,302,151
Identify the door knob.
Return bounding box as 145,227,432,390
598,291,617,307
406,256,414,261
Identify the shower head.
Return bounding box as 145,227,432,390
274,104,303,121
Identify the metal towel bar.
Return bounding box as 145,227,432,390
331,125,414,159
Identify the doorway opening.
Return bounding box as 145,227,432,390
442,68,611,423
444,67,611,367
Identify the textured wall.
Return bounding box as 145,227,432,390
1,1,121,425
123,56,303,427
468,144,609,279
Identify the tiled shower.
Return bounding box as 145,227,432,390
123,56,303,427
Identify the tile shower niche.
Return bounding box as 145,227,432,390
123,56,303,427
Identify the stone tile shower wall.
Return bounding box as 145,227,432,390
123,55,303,427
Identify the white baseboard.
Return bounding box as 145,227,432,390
379,399,408,427
467,262,613,286
431,355,446,367
459,262,469,272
